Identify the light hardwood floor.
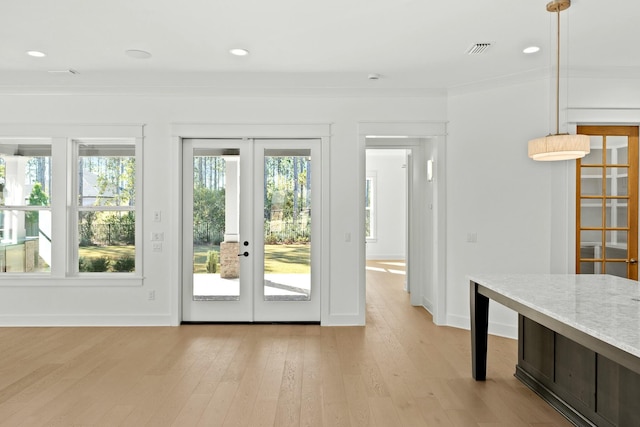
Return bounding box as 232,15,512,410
0,261,571,427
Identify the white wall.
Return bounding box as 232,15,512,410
365,149,407,260
4,76,634,331
446,78,555,337
445,75,640,338
552,76,640,274
0,94,446,326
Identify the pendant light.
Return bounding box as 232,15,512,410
528,0,590,161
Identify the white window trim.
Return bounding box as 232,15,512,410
71,137,143,277
0,124,144,285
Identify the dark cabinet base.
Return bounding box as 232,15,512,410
517,316,640,427
515,366,596,427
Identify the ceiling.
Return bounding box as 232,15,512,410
2,0,639,95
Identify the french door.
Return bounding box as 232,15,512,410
182,138,321,322
576,126,639,279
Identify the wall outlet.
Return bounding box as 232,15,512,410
148,290,155,301
152,242,163,252
153,211,162,222
151,232,164,241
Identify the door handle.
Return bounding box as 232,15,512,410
627,258,638,264
238,251,249,257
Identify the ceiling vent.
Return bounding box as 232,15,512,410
466,43,491,55
47,69,79,75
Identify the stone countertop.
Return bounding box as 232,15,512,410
468,274,640,359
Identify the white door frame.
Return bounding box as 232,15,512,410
358,122,447,325
170,123,331,325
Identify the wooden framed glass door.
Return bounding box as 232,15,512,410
576,126,639,279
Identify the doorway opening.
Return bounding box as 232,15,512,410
364,136,435,316
365,148,410,296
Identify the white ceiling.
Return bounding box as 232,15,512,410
2,0,639,94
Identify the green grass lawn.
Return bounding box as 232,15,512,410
79,245,135,260
79,243,310,274
194,243,310,274
263,244,310,274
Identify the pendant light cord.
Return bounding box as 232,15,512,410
555,7,561,135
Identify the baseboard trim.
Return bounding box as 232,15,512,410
446,313,517,339
422,296,434,314
0,314,174,327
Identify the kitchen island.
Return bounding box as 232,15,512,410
469,274,640,427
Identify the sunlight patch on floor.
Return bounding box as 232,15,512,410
379,261,406,267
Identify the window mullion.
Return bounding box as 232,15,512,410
50,137,67,277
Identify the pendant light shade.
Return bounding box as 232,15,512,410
528,0,590,161
528,133,591,161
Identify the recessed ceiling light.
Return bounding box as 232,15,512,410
229,48,249,56
523,46,540,54
26,50,46,58
125,49,152,59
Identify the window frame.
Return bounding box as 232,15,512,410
0,124,144,285
71,138,143,277
0,139,53,274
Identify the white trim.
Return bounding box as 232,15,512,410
359,121,448,326
171,136,182,326
320,314,365,327
172,123,332,139
320,135,331,326
0,124,144,138
446,313,518,340
0,277,143,286
361,121,447,139
0,86,447,98
170,123,331,326
568,108,640,125
422,296,433,314
0,314,171,327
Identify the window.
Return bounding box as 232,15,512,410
365,172,376,241
0,141,52,273
75,141,137,274
0,125,143,283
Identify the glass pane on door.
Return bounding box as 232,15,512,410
581,136,603,164
192,148,240,301
263,149,311,301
